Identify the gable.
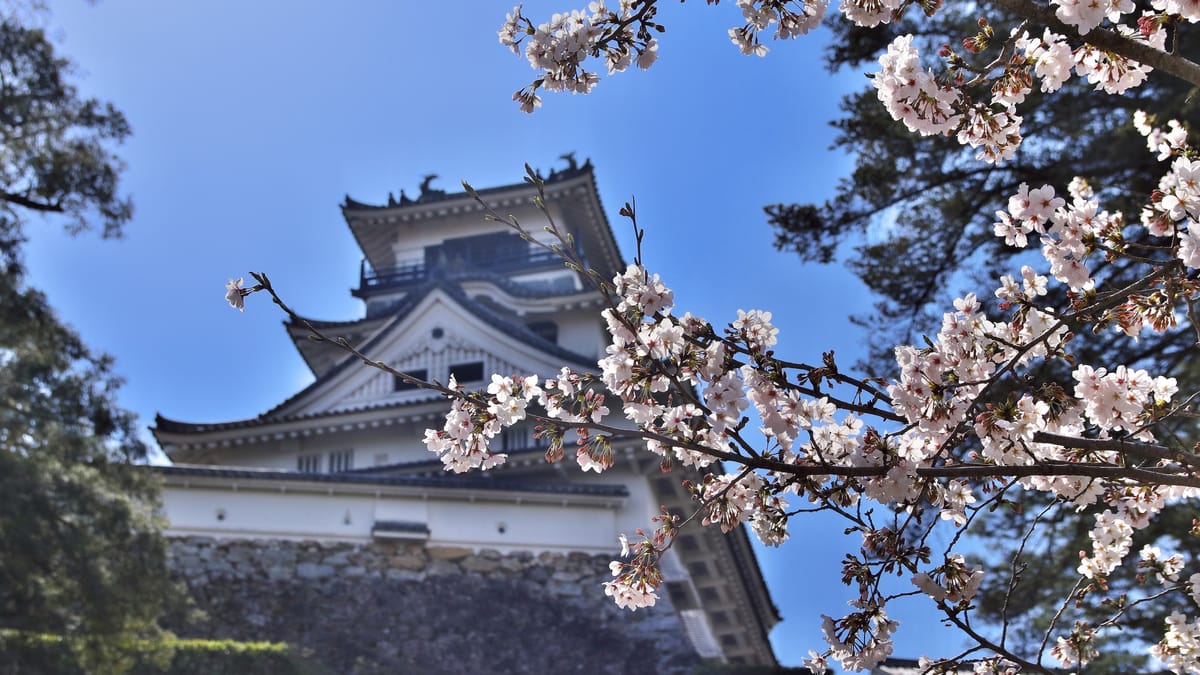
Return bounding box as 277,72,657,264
271,286,595,419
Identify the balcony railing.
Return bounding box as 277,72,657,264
359,247,577,292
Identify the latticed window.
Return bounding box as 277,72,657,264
328,449,354,473
393,368,427,392
448,361,484,383
297,454,321,473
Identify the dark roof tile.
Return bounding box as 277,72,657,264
154,463,628,498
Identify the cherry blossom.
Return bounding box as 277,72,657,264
228,0,1200,661
224,278,246,312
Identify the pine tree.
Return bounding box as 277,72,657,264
0,13,182,671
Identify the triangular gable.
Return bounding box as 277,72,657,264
271,284,595,419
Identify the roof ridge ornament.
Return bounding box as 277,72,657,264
418,173,446,202
343,157,598,211
545,152,593,182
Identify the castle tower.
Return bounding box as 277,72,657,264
152,162,780,672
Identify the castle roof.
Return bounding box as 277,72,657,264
156,463,628,500
340,162,624,288
154,279,599,456
284,277,603,379
152,165,779,667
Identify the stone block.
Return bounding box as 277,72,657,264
322,551,351,566
385,568,423,581
498,557,525,572
426,559,460,576
389,554,425,571
427,546,472,560
548,580,584,596
460,556,500,573
297,563,334,579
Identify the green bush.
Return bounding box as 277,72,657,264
0,632,325,675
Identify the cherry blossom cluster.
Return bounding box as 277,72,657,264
231,114,1200,670
727,0,827,56
501,0,1198,184
498,2,661,112
409,121,1200,670
1049,622,1098,668
872,17,1168,162
820,603,899,672
423,369,624,473
602,510,677,610
1139,536,1200,670
480,0,1200,666
911,554,985,605
421,375,528,472
234,0,1200,662
693,471,791,546
873,36,963,138
1153,612,1200,673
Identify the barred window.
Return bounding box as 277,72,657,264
297,454,321,473
393,368,427,392
448,361,484,383
328,449,354,473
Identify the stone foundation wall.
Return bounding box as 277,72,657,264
168,537,700,674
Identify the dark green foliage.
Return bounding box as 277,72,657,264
0,633,326,675
0,12,184,673
0,18,133,237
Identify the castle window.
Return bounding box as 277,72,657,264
393,368,428,392
426,231,530,275
527,320,558,343
666,582,697,610
328,449,354,473
297,454,321,473
448,361,484,383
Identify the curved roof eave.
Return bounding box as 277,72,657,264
155,463,629,500
154,279,599,439
342,166,624,283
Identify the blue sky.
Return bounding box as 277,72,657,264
24,1,966,666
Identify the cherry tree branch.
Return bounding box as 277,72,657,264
988,0,1200,86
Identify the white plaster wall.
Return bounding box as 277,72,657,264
554,308,606,360
163,488,378,541
576,465,664,538
197,424,438,472
161,483,622,554
427,501,616,553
